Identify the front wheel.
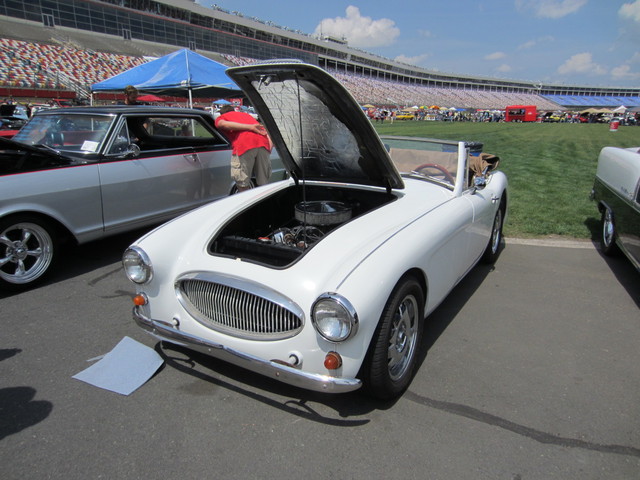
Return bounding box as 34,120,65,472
0,215,58,290
361,277,424,400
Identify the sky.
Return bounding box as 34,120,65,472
194,0,640,87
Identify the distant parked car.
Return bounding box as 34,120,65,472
591,146,640,271
0,105,284,290
0,103,29,131
395,110,415,120
50,98,74,108
123,62,508,399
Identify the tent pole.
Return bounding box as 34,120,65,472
189,89,193,108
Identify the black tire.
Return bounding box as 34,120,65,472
601,208,618,256
229,179,256,195
0,215,59,290
481,204,505,264
361,277,424,400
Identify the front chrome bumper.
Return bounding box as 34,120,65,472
133,307,362,394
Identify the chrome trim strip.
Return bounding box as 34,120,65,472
133,306,362,394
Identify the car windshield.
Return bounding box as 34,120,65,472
13,113,115,153
382,136,465,188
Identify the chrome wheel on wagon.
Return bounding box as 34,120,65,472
601,208,618,256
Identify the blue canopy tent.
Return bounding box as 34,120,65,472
91,49,241,107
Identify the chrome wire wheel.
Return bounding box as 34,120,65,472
489,208,503,255
0,220,55,286
481,203,505,264
362,277,424,399
388,294,419,381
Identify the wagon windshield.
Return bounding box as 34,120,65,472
13,114,115,154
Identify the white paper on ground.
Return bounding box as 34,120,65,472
73,336,164,395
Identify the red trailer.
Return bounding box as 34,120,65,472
505,105,537,122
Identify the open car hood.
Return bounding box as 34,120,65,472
227,62,404,190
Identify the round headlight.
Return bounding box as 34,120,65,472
123,246,153,284
312,294,358,342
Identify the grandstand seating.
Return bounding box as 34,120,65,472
325,70,563,110
543,94,640,108
1,37,637,111
0,38,145,94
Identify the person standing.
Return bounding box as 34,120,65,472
215,105,272,192
123,85,141,105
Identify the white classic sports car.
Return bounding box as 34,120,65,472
124,62,508,399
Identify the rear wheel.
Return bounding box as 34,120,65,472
481,204,504,264
601,208,618,256
0,215,58,290
362,277,424,400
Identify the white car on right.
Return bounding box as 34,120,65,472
591,146,640,271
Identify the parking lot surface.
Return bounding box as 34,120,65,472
1,234,638,479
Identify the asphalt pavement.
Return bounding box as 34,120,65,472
1,234,638,480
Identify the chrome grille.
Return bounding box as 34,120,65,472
177,277,303,340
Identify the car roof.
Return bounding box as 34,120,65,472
35,106,211,116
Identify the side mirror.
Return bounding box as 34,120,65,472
125,144,141,158
473,166,491,189
474,176,487,189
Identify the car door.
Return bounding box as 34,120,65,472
464,183,501,259
98,114,230,235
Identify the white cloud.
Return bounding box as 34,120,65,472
619,1,640,22
485,52,506,61
496,64,512,73
557,52,607,75
516,0,587,19
611,64,636,79
314,6,400,48
518,35,555,50
395,54,430,66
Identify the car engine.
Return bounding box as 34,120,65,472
209,184,396,267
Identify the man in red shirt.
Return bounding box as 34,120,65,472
215,105,272,192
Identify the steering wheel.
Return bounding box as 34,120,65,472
414,163,455,184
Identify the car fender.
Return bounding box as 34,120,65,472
315,195,486,376
0,164,104,243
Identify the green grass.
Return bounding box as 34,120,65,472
373,121,639,239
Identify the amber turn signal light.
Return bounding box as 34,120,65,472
324,351,342,370
133,294,147,306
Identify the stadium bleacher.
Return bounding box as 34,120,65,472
0,38,145,91
543,94,640,108
0,10,638,111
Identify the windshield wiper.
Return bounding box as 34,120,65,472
33,143,62,154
